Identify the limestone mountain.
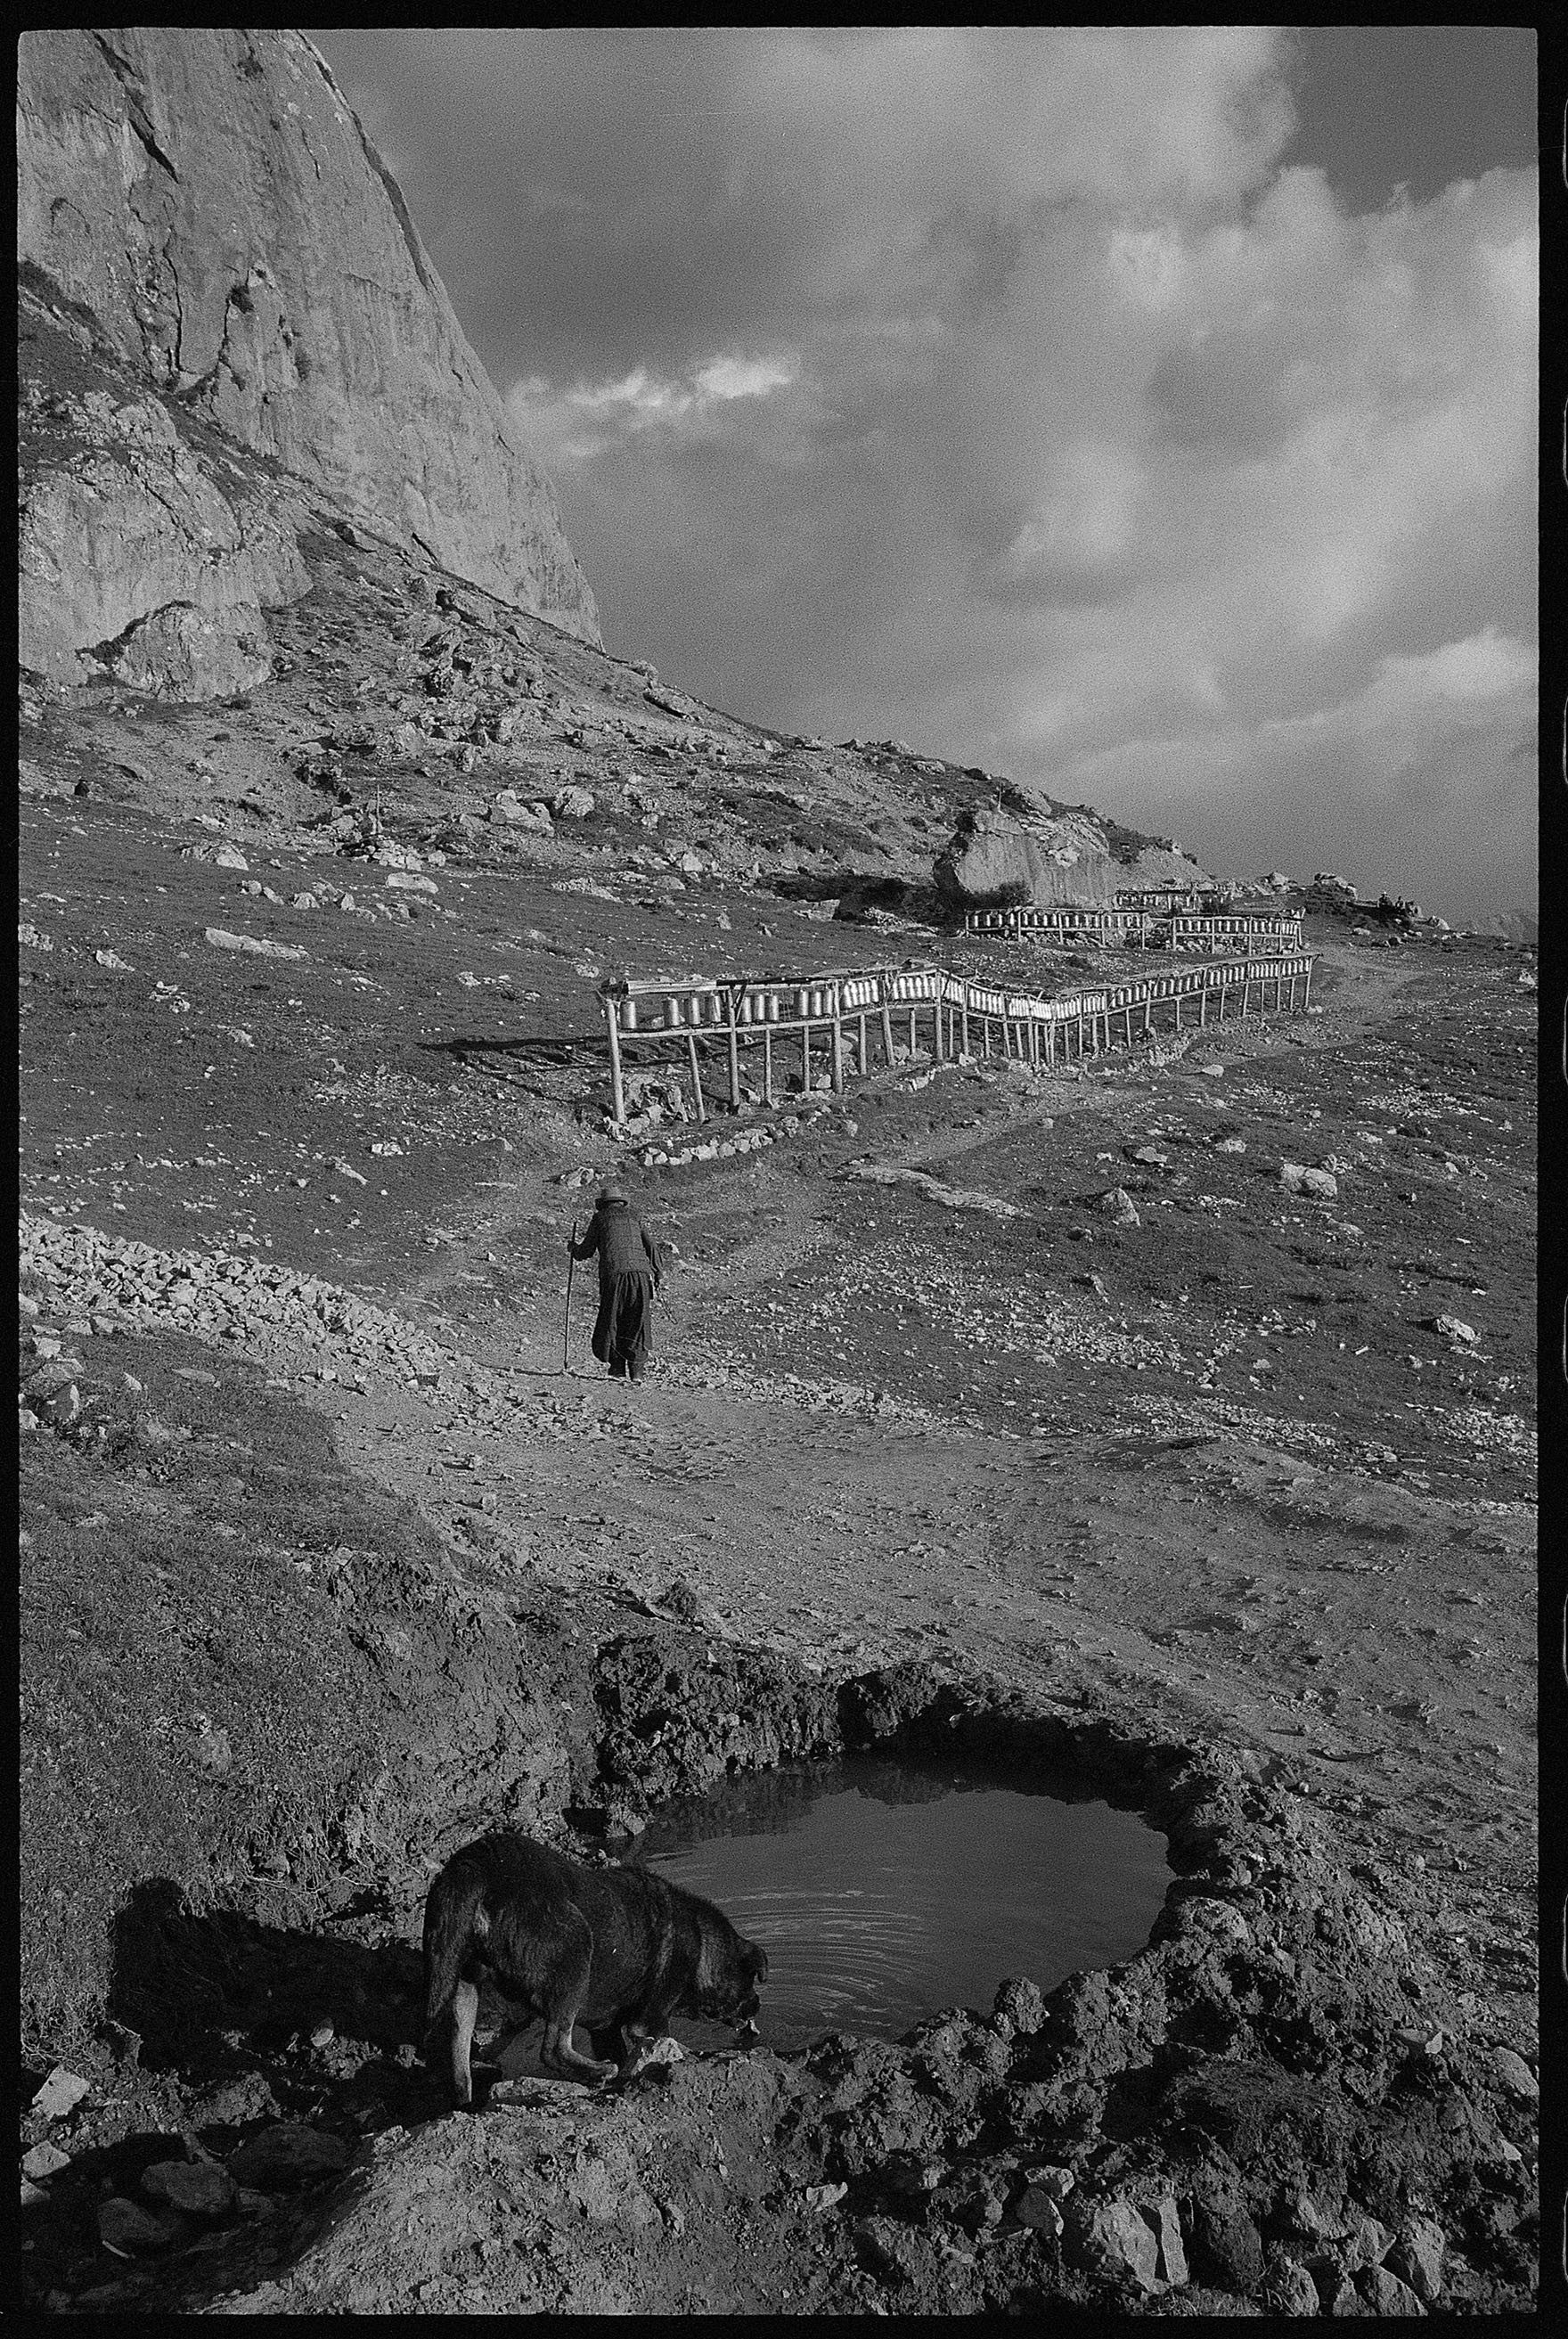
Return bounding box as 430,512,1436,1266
935,788,1216,907
16,26,598,697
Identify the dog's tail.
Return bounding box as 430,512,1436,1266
423,1847,488,2033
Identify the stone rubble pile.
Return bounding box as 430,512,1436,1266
19,1212,451,1394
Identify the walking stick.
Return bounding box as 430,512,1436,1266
563,1220,576,1375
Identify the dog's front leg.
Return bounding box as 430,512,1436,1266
541,2014,618,2082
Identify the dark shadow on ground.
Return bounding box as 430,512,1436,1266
109,1877,430,2108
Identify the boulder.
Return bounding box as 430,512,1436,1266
1069,2192,1161,2290
1388,2215,1446,2303
1490,2045,1537,2101
17,30,598,642
17,376,306,696
141,2158,238,2218
1280,1161,1338,1201
226,2122,350,2189
98,2196,181,2255
1361,2264,1426,2315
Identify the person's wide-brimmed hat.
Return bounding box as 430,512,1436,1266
596,1179,627,1206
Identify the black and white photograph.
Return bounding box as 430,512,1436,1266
18,24,1539,2316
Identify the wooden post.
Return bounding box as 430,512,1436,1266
686,1032,706,1123
1288,973,1298,1013
933,993,945,1063
831,984,845,1093
881,994,895,1067
908,1006,918,1057
803,1020,813,1096
606,996,626,1126
1174,990,1182,1031
1303,960,1313,1010
859,1010,869,1072
960,996,970,1058
1143,996,1152,1035
1199,980,1208,1026
727,994,741,1111
1076,1006,1084,1055
764,1024,773,1105
984,1017,992,1058
1123,1002,1132,1046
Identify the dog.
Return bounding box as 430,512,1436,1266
423,1831,768,2104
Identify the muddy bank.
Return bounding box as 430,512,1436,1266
20,1621,1537,2314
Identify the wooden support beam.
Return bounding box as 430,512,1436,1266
803,1021,813,1097
830,985,845,1093
727,997,741,1110
881,997,895,1067
859,1010,869,1073
686,1032,706,1123
763,1025,773,1105
606,997,626,1126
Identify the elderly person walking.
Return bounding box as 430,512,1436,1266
568,1180,663,1383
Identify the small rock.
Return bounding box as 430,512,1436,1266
1097,1186,1140,1224
1017,2187,1064,2236
141,2159,238,2218
21,2141,71,2180
385,871,437,895
1361,2264,1426,2315
32,2065,90,2123
1144,2196,1188,2286
195,1723,233,1779
804,2181,848,2212
551,784,596,819
622,2034,683,2078
1274,2259,1321,2316
1491,2045,1537,2100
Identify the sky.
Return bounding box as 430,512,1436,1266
308,27,1538,926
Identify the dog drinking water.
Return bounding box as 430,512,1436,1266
424,1831,768,2103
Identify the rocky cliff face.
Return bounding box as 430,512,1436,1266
17,27,598,697
935,796,1215,906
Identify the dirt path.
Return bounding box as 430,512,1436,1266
314,933,1531,2013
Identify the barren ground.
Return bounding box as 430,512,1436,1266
17,563,1539,2315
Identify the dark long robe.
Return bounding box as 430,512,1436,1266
570,1200,661,1379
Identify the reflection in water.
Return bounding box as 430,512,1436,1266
632,1758,1172,2050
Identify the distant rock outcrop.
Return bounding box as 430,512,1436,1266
16,27,598,697
935,795,1214,908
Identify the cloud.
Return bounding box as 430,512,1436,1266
314,28,1535,923
509,349,799,466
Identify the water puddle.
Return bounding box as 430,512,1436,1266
631,1756,1172,2050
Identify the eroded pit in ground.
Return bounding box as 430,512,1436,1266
626,1755,1173,2052
21,1640,1539,2316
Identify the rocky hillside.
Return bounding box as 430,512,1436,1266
16,27,598,699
